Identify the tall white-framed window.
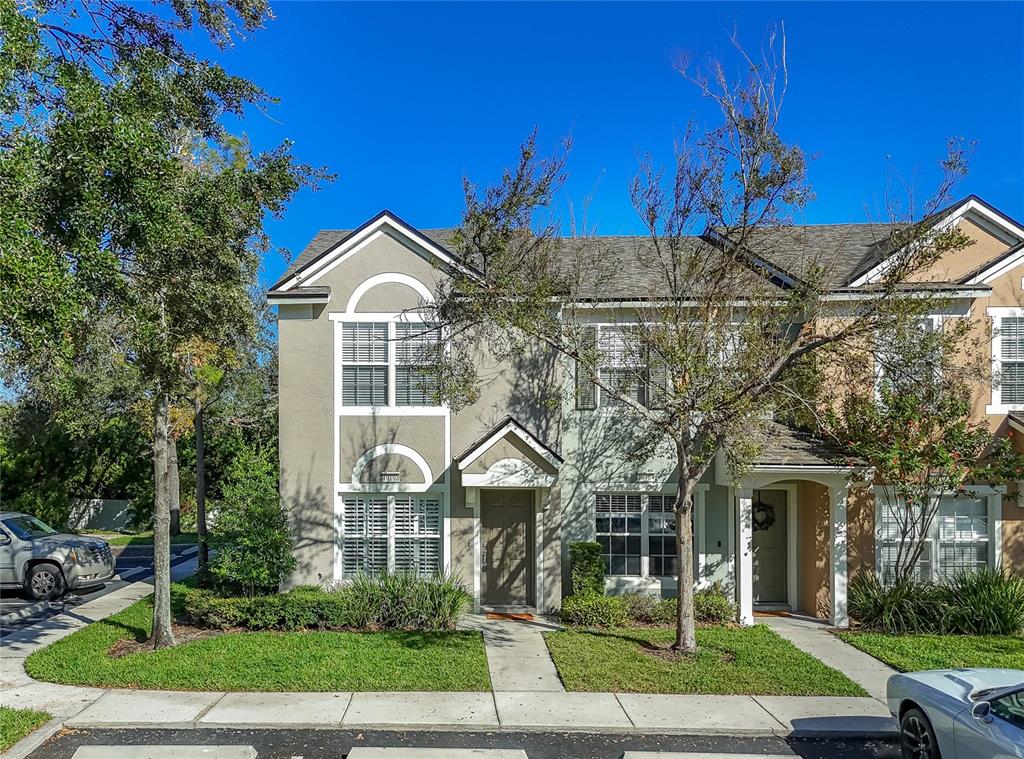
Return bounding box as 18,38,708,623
875,315,942,397
341,494,441,578
594,491,696,579
339,318,440,409
875,490,1000,583
987,307,1024,414
577,324,651,410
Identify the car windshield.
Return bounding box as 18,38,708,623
2,515,58,540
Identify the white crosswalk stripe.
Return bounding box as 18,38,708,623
72,747,257,759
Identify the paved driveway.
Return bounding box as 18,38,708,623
0,545,197,638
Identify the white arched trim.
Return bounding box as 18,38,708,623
346,272,434,313
462,457,555,488
350,443,433,487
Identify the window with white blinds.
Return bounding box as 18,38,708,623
341,495,441,578
341,322,388,406
395,322,439,406
339,320,440,408
594,492,696,579
998,316,1024,405
877,495,992,583
593,326,647,408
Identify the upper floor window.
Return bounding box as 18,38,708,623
987,308,1024,413
340,320,440,408
578,325,655,410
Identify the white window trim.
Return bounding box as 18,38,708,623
337,491,444,579
986,307,1024,414
873,314,943,400
873,486,1004,581
593,485,710,591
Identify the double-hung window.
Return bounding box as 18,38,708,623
594,492,693,579
877,494,993,583
991,311,1024,410
341,494,441,578
595,493,642,575
340,320,440,408
395,322,439,406
341,322,388,406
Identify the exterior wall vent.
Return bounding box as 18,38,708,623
378,471,401,484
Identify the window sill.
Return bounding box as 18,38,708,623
985,404,1024,415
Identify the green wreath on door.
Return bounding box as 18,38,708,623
752,500,776,532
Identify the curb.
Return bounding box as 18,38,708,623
1,717,65,759
0,601,62,628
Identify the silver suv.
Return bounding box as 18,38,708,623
0,512,115,600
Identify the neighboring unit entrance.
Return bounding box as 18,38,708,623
481,489,534,606
752,488,788,605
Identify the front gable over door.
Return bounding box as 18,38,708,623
457,417,562,488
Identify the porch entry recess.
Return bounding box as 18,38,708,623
480,489,534,606
751,488,788,606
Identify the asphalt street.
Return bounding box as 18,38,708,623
0,545,196,638
25,727,902,759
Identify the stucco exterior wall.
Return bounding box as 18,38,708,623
796,480,830,618
279,303,335,586
339,416,446,486
910,217,1013,283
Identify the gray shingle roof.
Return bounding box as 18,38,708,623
752,422,861,468
271,196,1014,296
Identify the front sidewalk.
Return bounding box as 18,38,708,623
0,570,897,742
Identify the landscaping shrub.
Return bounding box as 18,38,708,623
209,447,296,596
183,572,471,632
944,568,1024,636
694,588,737,624
849,571,1024,636
561,588,736,628
559,594,629,627
848,574,945,634
569,541,605,596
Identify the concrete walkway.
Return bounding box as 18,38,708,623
759,614,897,702
1,575,897,752
460,615,565,692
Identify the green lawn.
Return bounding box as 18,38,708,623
26,585,491,692
0,707,50,752
545,625,867,696
836,631,1024,672
85,531,202,547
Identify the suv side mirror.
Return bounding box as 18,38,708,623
972,700,993,723
0,533,10,546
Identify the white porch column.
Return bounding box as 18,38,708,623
736,488,754,625
467,487,481,612
829,484,849,627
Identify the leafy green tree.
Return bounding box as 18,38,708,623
429,32,973,653
1,1,325,647
210,444,295,597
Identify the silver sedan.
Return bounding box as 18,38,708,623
887,668,1024,758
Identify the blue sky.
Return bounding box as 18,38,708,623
202,2,1024,288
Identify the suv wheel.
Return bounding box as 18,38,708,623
26,563,64,600
900,706,941,759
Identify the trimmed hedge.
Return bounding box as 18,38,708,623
183,573,472,632
849,569,1024,636
560,589,736,628
569,542,605,596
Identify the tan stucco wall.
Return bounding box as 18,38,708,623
910,217,1012,283
279,304,335,586
356,453,427,484
847,485,876,582
462,434,558,475
796,480,830,619
313,231,445,308
339,416,446,486
353,281,426,313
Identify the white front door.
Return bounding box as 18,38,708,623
752,489,788,605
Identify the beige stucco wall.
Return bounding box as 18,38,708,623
279,303,335,586
847,485,876,582
796,480,830,618
910,217,1012,283
340,416,446,486
462,434,558,475
353,281,426,313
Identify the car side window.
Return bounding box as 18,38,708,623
991,691,1024,730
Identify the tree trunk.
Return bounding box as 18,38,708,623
150,392,176,649
168,434,181,536
195,396,209,576
673,444,698,654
